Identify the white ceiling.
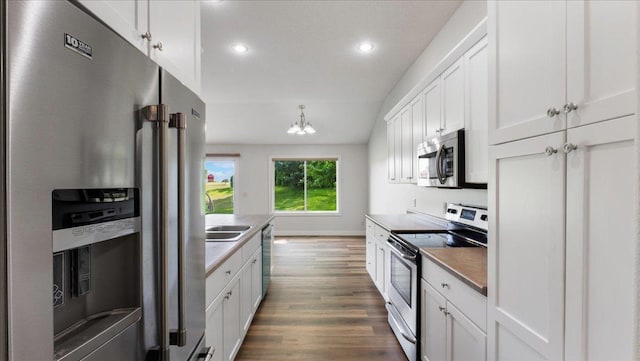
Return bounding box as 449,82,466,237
201,0,461,145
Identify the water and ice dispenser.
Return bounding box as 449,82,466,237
51,189,142,360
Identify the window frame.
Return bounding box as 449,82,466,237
204,156,239,215
269,155,341,216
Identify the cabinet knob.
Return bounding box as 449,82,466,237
153,42,164,51
544,146,558,156
563,143,578,153
563,102,578,113
141,32,152,41
436,128,444,134
441,283,449,289
438,306,446,312
252,259,257,264
547,108,561,117
225,270,231,275
444,311,451,316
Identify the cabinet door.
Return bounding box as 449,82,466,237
411,95,424,183
223,279,241,361
251,248,263,312
240,263,252,334
447,302,486,361
365,224,376,280
77,0,148,53
441,58,465,135
464,37,489,184
488,131,566,361
423,78,442,139
205,297,224,361
394,116,402,183
375,242,385,296
387,118,397,182
149,0,201,94
564,116,636,360
421,280,447,361
566,1,637,129
488,0,566,145
400,105,414,182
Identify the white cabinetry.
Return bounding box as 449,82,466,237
387,98,424,184
441,58,465,135
400,105,414,183
489,0,637,145
423,78,442,139
77,0,202,94
205,230,266,361
365,220,376,279
488,116,636,361
387,117,397,182
365,219,390,301
463,37,489,184
421,259,487,361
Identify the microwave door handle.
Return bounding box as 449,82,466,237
435,144,446,184
169,113,187,347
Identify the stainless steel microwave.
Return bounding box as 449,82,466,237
417,129,465,188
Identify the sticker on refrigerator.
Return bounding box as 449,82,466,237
64,33,93,59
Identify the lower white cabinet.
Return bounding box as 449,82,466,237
421,267,487,361
366,220,391,300
206,238,264,361
375,242,386,296
366,220,376,279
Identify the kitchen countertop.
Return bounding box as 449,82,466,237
205,214,274,276
366,213,447,232
420,247,487,296
366,213,487,296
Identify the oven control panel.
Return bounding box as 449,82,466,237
445,203,488,231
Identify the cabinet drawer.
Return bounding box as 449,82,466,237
206,251,242,306
373,224,390,243
242,233,261,263
422,257,487,332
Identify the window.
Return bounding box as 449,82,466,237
204,158,237,214
272,158,338,213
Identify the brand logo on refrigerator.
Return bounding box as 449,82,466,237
64,33,93,59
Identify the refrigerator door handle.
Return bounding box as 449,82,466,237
169,112,187,347
142,104,172,360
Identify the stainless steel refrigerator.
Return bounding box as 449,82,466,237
3,1,210,360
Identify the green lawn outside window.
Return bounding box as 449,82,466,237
273,159,337,212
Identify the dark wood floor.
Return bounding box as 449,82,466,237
234,236,407,361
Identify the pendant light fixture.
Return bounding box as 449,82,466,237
287,105,316,135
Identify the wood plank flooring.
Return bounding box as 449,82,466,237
234,236,407,361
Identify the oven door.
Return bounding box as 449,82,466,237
387,244,418,335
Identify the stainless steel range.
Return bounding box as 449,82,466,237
385,204,488,361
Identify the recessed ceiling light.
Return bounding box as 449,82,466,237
231,43,249,54
357,42,375,53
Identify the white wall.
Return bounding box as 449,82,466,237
206,143,368,235
368,1,488,217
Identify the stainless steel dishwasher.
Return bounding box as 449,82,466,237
261,224,273,298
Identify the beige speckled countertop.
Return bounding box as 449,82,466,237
205,214,274,276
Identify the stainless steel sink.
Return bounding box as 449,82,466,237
205,232,243,242
206,225,251,232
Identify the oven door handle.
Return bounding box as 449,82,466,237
435,143,447,185
387,239,417,261
386,302,417,344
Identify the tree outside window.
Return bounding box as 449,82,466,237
273,159,338,212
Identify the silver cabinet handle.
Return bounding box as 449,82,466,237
438,306,446,312
563,143,577,153
547,108,561,117
252,259,257,264
441,283,449,289
444,311,451,316
225,270,231,275
228,290,233,297
436,128,444,134
169,113,187,347
545,146,558,156
564,102,578,113
153,42,164,51
141,32,152,41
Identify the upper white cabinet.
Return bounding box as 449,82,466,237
464,37,489,184
400,105,414,183
411,96,424,182
78,0,202,95
489,0,637,145
441,58,465,135
149,0,202,95
423,78,442,139
387,117,397,182
78,0,149,53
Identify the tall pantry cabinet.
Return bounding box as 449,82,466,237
487,1,638,361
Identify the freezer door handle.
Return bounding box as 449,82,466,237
169,112,187,347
